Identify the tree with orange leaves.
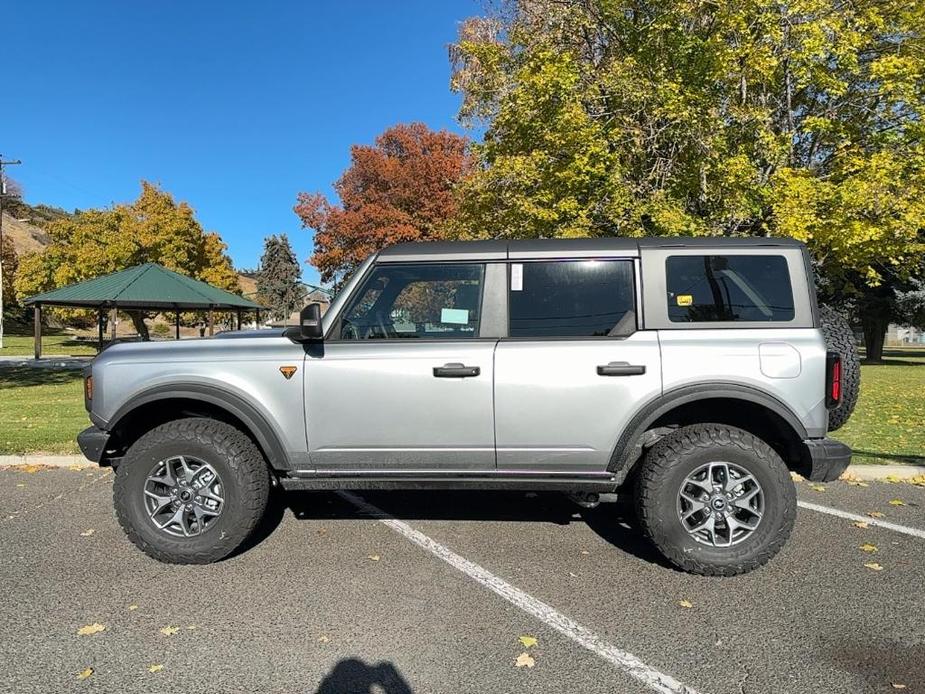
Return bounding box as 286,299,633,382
294,123,471,286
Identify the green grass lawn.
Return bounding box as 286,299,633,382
0,350,922,460
0,367,85,454
831,351,925,465
0,333,97,357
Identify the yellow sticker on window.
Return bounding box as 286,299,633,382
676,294,693,306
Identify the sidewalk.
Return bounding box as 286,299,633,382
0,355,91,369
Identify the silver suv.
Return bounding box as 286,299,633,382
78,238,853,575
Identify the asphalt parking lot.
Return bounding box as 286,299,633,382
1,467,923,694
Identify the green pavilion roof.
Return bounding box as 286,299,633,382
24,263,263,311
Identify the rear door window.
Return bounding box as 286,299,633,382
508,260,636,337
666,255,794,322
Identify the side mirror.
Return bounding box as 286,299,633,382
299,303,323,340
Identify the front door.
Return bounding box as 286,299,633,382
493,259,662,473
304,262,496,472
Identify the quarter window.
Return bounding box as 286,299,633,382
508,260,636,338
338,264,483,339
666,255,794,322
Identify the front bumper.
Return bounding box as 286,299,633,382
77,426,110,464
801,437,852,482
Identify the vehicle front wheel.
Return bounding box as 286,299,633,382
114,417,270,564
634,424,796,576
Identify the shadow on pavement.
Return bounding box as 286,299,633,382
235,487,672,569
314,658,413,694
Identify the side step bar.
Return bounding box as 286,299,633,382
278,474,619,493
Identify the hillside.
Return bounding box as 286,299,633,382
1,210,53,256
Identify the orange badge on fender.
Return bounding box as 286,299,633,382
279,366,298,380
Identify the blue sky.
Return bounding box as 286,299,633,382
4,1,481,285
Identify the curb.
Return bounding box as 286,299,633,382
0,456,922,480
840,464,925,481
0,454,90,468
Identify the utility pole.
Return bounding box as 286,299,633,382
0,155,23,350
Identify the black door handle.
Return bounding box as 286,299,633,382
597,362,646,376
433,363,481,378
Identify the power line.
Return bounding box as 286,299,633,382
0,155,23,351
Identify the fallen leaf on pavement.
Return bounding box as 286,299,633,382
77,667,93,680
128,605,138,611
515,652,535,668
888,499,906,506
891,683,907,689
568,572,578,578
679,600,693,609
77,623,106,636
16,483,24,488
148,664,164,673
80,529,95,537
519,635,538,648
317,635,330,643
868,512,885,518
864,562,884,571
159,626,180,636
69,465,84,471
580,550,590,555
186,625,197,630
859,543,878,553
367,554,380,562
809,484,826,492
790,471,804,481
852,521,869,529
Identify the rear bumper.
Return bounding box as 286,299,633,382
77,426,110,464
801,438,852,482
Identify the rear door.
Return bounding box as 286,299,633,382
303,261,498,471
493,258,662,474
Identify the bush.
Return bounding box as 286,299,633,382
151,323,170,337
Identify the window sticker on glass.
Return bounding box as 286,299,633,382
440,308,470,325
511,263,523,291
676,294,693,306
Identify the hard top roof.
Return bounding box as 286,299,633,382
377,236,804,262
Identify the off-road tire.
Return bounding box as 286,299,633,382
635,424,796,576
114,417,270,564
819,304,860,431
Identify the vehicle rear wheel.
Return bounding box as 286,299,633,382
819,304,860,431
114,417,270,564
635,424,796,576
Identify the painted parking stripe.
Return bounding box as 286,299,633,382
339,492,698,694
798,500,925,540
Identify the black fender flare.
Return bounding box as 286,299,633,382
608,383,808,479
106,383,292,469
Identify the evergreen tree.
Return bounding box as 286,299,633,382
257,234,305,322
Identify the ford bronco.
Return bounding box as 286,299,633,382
78,238,856,575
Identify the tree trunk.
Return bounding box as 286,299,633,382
861,311,887,362
129,311,150,341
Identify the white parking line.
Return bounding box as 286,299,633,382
339,491,698,694
798,500,925,540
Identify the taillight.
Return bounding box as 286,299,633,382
825,352,841,408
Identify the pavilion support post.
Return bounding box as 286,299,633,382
208,307,214,336
98,308,104,352
33,305,42,360
110,307,117,341
256,309,261,327
175,311,180,340
236,309,242,331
